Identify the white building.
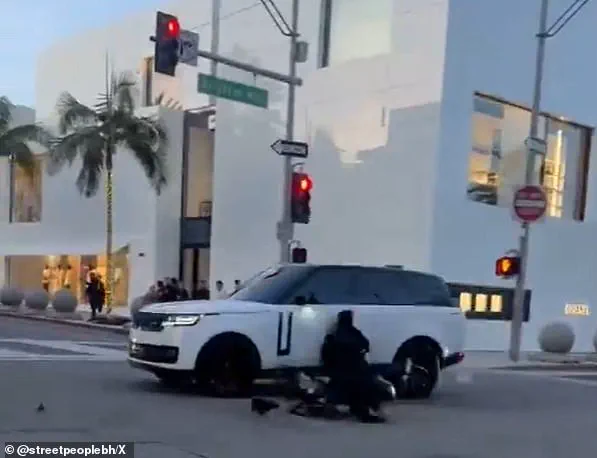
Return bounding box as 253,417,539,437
1,0,597,351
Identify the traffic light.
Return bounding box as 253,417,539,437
291,172,312,224
495,255,520,278
154,12,180,76
292,247,307,263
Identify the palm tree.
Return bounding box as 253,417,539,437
48,72,168,313
0,96,52,174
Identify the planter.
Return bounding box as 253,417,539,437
0,286,24,307
52,289,78,313
538,322,575,354
25,290,50,311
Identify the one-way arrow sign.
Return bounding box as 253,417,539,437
179,29,199,67
270,139,308,158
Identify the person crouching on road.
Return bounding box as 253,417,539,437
86,272,106,321
321,310,387,423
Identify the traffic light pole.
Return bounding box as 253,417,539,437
509,0,549,362
278,0,300,264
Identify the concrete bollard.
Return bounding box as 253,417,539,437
52,289,78,313
0,286,24,307
538,321,575,354
25,290,50,311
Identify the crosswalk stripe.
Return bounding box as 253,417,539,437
0,339,127,362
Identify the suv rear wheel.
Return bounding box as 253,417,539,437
391,345,440,399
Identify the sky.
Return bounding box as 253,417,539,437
0,0,169,107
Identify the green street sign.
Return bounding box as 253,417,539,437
197,73,269,109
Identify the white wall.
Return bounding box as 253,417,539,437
211,0,450,286
0,105,36,285
434,0,597,351
32,0,452,293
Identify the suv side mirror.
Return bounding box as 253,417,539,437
294,295,307,306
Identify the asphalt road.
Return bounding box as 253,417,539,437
1,316,597,458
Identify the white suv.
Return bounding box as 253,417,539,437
128,264,466,397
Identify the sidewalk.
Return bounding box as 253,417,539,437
452,350,597,371
0,303,131,334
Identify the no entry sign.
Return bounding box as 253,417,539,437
513,185,547,223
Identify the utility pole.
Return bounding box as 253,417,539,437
209,0,221,106
278,0,299,263
509,0,549,362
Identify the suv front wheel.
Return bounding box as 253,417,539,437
194,335,259,397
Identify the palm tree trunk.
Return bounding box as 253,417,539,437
104,143,114,314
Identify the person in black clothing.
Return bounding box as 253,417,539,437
86,272,106,320
193,280,210,300
164,278,179,302
321,310,386,423
155,281,167,302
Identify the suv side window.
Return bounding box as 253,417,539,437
288,267,358,304
355,269,454,307
355,269,411,305
404,271,454,307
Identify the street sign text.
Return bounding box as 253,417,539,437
179,29,199,66
197,73,268,108
271,139,308,158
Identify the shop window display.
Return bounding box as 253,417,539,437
7,248,129,306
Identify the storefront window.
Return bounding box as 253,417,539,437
467,93,592,220
6,248,129,306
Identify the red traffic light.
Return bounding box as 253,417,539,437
495,256,520,278
299,176,312,192
293,173,312,193
166,18,180,37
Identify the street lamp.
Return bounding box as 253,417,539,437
509,0,592,362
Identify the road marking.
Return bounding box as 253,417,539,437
0,339,127,362
492,369,597,387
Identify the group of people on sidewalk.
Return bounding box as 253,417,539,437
144,278,243,303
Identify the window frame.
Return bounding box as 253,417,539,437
448,282,531,321
282,265,361,305
318,0,333,68
355,268,456,307
470,92,593,221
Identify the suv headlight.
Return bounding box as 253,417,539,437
163,315,201,326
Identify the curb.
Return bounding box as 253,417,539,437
0,310,129,335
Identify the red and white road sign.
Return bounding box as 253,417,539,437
512,185,547,223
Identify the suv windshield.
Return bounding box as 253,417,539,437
229,264,311,304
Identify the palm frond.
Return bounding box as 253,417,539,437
0,96,13,133
75,148,104,197
112,72,138,113
47,126,104,176
56,93,98,135
114,113,168,193
1,123,53,149
0,123,53,176
154,93,166,106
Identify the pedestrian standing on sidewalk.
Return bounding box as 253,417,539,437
86,272,105,321
194,280,210,300
215,280,228,299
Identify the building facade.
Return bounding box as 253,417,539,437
2,0,596,351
